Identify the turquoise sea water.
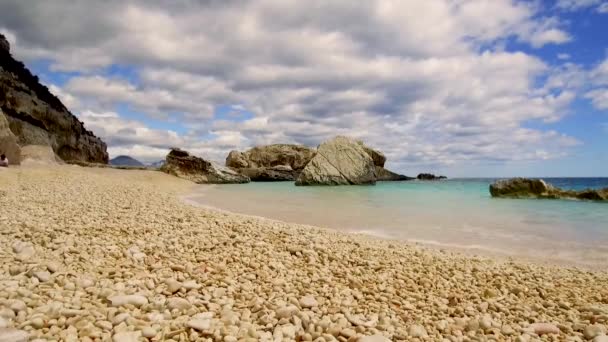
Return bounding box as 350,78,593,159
187,178,608,268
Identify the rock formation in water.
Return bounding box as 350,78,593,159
226,144,316,181
357,142,414,181
295,136,376,185
417,173,447,180
162,148,250,184
110,155,144,167
0,33,108,164
0,107,20,164
490,178,608,201
375,166,415,181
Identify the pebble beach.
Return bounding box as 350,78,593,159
1,165,608,342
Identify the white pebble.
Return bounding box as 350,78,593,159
299,295,318,308
408,324,428,338
33,271,51,283
141,327,156,338
0,328,29,342
166,297,191,311
357,334,391,342
112,331,140,342
529,323,559,335
186,318,211,331
108,295,148,307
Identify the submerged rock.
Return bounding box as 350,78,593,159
490,178,608,201
226,144,315,181
295,136,376,185
161,148,250,184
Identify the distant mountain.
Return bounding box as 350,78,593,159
148,160,165,168
109,155,144,167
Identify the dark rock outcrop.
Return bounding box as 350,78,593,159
0,34,108,163
0,34,9,55
161,148,250,184
417,173,447,180
375,166,415,181
490,178,608,201
237,165,296,182
226,144,315,181
296,136,376,186
0,108,20,164
110,155,144,167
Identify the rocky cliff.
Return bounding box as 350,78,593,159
0,107,20,164
0,33,108,163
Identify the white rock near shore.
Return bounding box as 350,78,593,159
1,165,608,341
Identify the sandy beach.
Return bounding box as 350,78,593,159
1,165,608,342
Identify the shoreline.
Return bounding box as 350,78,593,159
182,183,608,271
2,165,608,341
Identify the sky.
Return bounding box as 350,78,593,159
1,0,607,177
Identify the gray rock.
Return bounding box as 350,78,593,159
226,150,249,168
296,136,376,186
360,143,387,168
161,148,250,184
227,144,315,170
226,144,316,181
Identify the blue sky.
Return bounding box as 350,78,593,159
1,0,608,176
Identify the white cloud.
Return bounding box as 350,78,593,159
0,0,587,170
557,53,571,60
556,0,602,10
556,0,608,12
585,89,608,109
584,58,608,110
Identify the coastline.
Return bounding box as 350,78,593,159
2,165,608,341
183,183,608,271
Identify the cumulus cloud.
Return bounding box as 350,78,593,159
0,0,590,171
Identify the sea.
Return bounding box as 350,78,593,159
185,178,608,269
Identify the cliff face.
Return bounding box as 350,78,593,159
0,34,108,163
